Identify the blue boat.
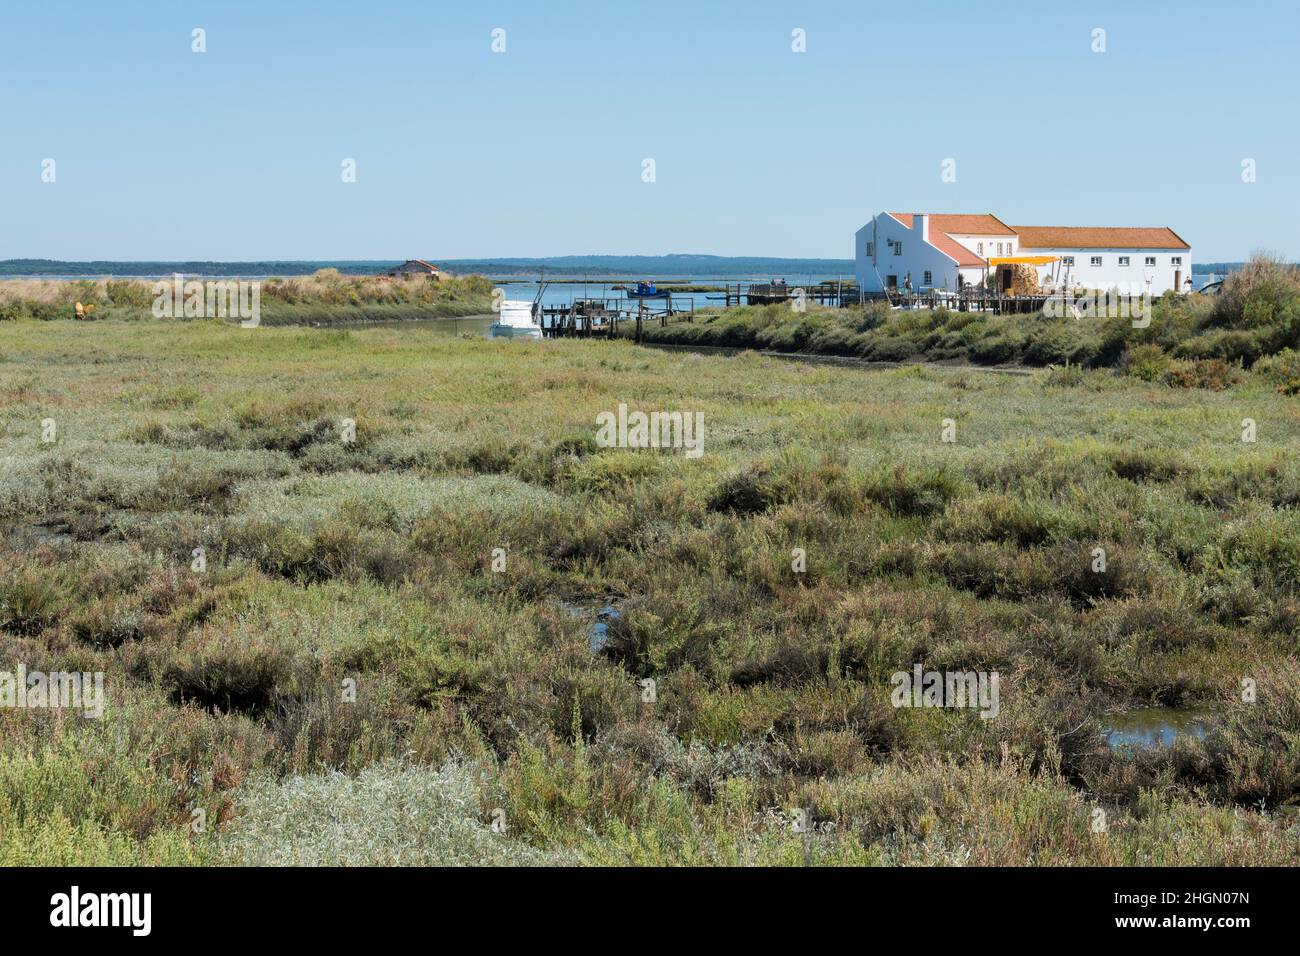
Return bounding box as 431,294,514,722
626,280,668,299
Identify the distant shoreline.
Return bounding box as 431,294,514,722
0,258,1242,280
0,256,859,279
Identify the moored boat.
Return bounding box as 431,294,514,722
488,300,543,340
625,280,668,299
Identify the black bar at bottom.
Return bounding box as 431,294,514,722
0,866,1277,941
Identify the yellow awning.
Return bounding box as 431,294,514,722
988,256,1059,266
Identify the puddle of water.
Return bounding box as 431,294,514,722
1103,706,1210,752
22,522,74,546
559,601,622,652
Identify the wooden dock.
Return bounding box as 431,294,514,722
540,296,695,341
723,281,851,307
865,290,1054,314
534,280,1062,342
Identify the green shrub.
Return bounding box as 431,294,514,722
969,333,1019,365
853,302,891,332
1210,254,1300,334
1175,329,1265,365
164,638,301,715
1253,348,1300,394
1119,343,1171,381
1163,358,1242,390
0,569,64,635
865,335,918,362
105,280,155,310
860,463,963,517
708,466,776,515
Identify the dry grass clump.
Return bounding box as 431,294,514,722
221,762,570,866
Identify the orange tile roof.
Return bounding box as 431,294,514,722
929,232,985,267
886,212,1018,267
1012,226,1189,250
889,213,1016,236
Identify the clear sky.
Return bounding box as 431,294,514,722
1,0,1294,261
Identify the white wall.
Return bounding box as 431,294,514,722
854,215,1193,297
855,213,959,293
1026,247,1192,295
950,234,1017,260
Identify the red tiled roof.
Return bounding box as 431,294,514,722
1012,226,1189,250
929,232,985,267
889,213,1016,237
885,212,1018,267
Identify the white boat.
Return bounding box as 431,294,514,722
488,300,543,340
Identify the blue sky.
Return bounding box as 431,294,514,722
1,0,1294,261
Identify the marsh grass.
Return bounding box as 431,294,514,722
0,271,493,324
641,256,1300,382
0,316,1298,864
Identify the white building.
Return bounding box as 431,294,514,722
855,212,1192,296
1011,226,1193,296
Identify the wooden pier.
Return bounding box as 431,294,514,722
864,290,1055,314
723,281,851,308
540,295,695,341
719,280,1051,313
532,279,1063,344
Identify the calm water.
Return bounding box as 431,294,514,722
558,601,623,652
490,274,850,311
1103,707,1210,752
15,271,1226,305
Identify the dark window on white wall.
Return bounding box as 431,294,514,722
1090,256,1103,267
1172,257,1182,266
1119,256,1130,266
1145,256,1156,266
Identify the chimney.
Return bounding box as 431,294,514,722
914,214,929,243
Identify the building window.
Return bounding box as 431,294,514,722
1145,256,1156,267
866,241,873,256
1118,256,1130,266
895,242,902,256
1171,256,1182,266
977,242,983,255
923,271,932,285
1061,256,1074,267
1090,256,1103,267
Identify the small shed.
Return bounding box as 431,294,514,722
387,259,443,279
